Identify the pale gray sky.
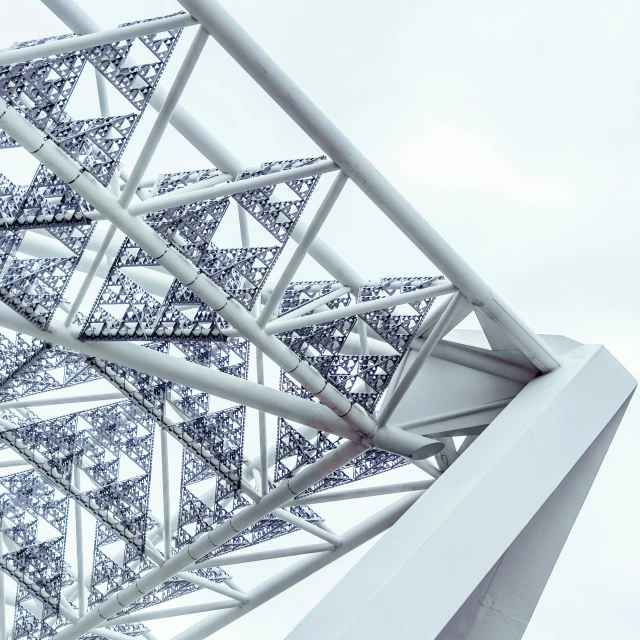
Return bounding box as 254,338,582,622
0,0,638,638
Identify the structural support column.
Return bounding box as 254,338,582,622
284,344,636,640
435,397,630,639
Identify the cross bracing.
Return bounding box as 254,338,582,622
0,2,563,640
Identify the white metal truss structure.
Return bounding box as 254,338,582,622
0,2,634,640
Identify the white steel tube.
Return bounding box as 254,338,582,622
395,397,514,432
160,428,172,561
0,100,444,456
357,317,369,355
287,479,435,506
41,0,367,292
191,543,333,568
378,292,466,427
39,0,244,176
73,466,87,616
0,459,29,468
98,601,240,626
0,392,122,410
175,572,248,603
178,0,562,374
457,434,479,455
127,158,338,217
431,341,537,383
120,27,210,207
271,285,351,321
290,222,365,291
257,171,349,326
64,223,117,326
53,441,367,640
0,13,197,66
237,202,251,248
171,490,425,640
95,70,110,117
255,348,269,496
272,509,340,547
263,282,456,336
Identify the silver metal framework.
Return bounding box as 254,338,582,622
0,2,627,640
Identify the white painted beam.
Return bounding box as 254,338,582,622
177,0,562,374
284,344,636,639
436,396,631,639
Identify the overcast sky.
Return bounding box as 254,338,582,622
1,0,639,638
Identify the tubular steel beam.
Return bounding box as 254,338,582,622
257,171,349,327
119,27,210,208
395,398,514,432
177,0,561,374
98,601,240,627
287,479,435,506
53,441,368,640
40,0,369,293
126,158,339,217
261,281,457,337
0,13,197,66
0,392,123,410
170,490,426,640
0,94,441,460
191,543,334,569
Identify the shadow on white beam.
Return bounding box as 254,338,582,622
285,342,636,640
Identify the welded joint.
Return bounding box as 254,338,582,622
471,288,493,309
285,479,297,497
67,167,87,185
153,245,171,262
30,134,51,155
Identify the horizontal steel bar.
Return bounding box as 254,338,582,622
259,281,456,336
0,391,123,410
0,13,197,66
175,572,248,603
272,509,341,546
0,459,30,468
287,479,435,506
191,543,333,568
98,600,240,627
126,158,339,217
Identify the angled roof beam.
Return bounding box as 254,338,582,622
39,0,368,293
0,95,439,463
178,0,561,374
0,304,364,443
54,440,367,640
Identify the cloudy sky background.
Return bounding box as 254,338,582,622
1,0,639,637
